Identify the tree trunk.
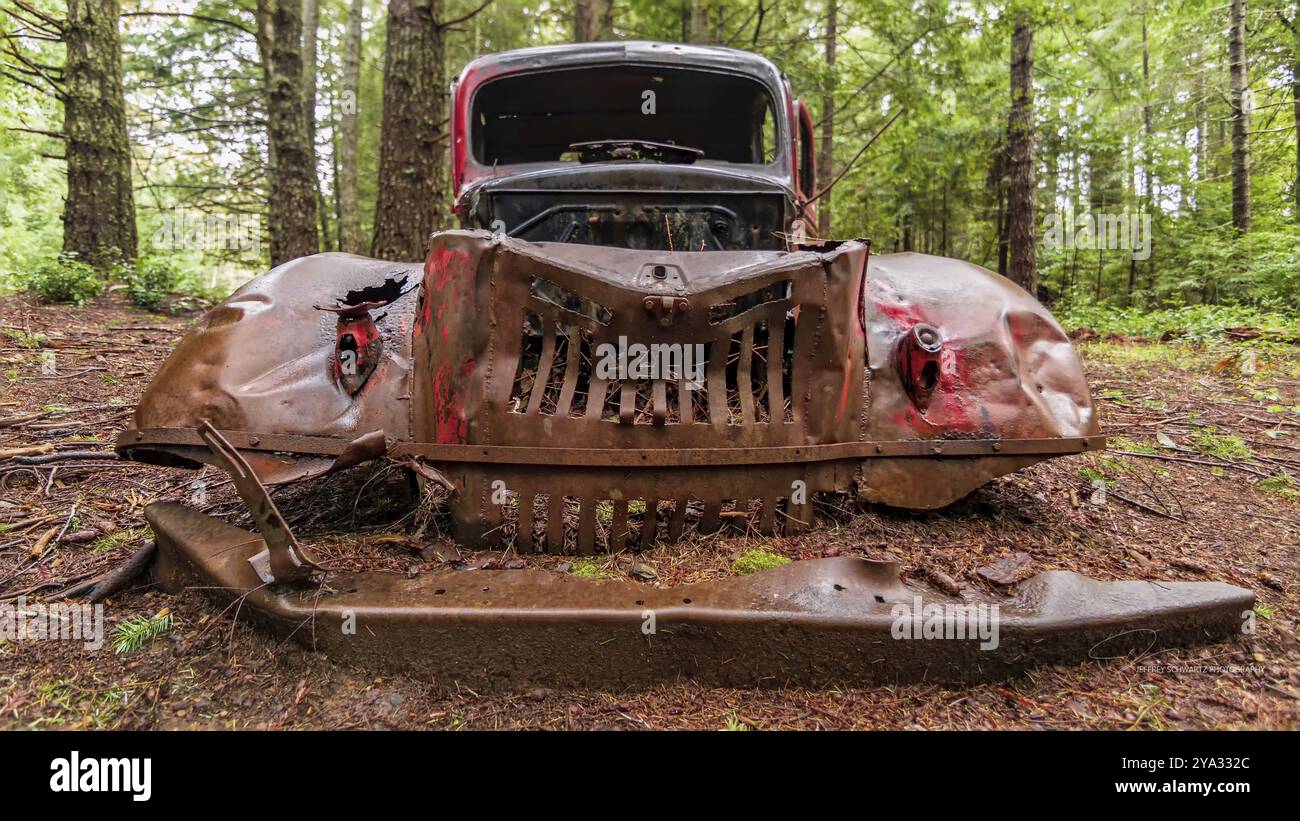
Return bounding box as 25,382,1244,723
1292,1,1299,221
987,139,1007,275
1195,70,1207,206
1229,0,1251,233
940,175,949,257
574,0,613,42
688,1,709,43
1006,15,1036,295
62,0,136,268
338,0,365,254
256,0,319,265
1132,6,1153,303
817,0,836,238
372,0,447,262
303,0,330,251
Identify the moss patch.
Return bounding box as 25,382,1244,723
731,549,791,576
570,558,615,580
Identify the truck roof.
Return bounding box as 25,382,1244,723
454,41,788,93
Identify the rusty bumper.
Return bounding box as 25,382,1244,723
146,500,1252,688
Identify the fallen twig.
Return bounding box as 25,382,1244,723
13,449,118,464
1106,488,1185,521
1110,449,1270,477
0,444,55,460
84,539,157,603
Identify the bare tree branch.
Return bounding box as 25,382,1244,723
120,11,256,37
438,0,494,30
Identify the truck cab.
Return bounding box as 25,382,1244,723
450,41,820,250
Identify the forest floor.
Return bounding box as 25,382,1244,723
1,292,1297,730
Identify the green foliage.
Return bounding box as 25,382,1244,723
731,549,791,575
1193,431,1253,461
2,0,1297,310
1108,436,1156,454
124,261,181,309
0,327,47,348
1058,303,1300,342
111,610,175,655
92,528,143,554
1256,476,1300,500
21,257,104,305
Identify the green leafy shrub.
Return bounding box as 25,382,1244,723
124,261,180,309
22,256,103,305
1058,302,1300,343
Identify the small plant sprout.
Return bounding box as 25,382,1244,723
111,609,175,655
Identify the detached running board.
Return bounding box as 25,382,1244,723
145,501,1253,688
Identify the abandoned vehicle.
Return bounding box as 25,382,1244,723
117,42,1252,686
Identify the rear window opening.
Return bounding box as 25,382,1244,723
471,66,778,166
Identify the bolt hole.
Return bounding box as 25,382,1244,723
833,584,845,591
635,599,644,606
919,361,939,391
874,595,885,603
435,588,446,595
482,586,490,592
682,597,692,604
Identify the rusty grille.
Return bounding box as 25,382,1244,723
508,305,795,426
412,234,868,552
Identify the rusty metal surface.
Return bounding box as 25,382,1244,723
411,231,871,548
121,253,422,484
121,427,1103,464
119,230,1105,549
145,500,1253,688
194,422,322,584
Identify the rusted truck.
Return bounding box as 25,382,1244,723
118,43,1251,687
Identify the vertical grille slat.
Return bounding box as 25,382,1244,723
668,499,687,540
651,379,667,425
699,499,721,534
619,381,636,425
578,498,597,554
641,498,659,549
586,377,608,420
546,494,565,551
526,314,557,416
706,340,728,426
767,305,788,422
555,326,582,416
518,492,536,552
738,324,755,424
759,496,778,536
610,499,630,552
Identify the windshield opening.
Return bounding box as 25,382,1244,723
471,66,778,166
